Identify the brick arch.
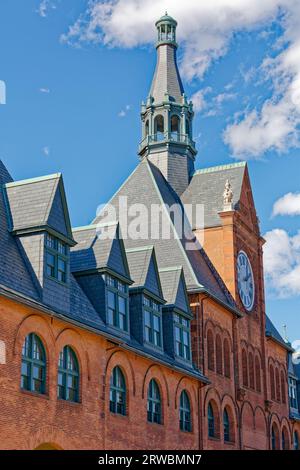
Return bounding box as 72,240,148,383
174,376,197,413
215,333,223,375
13,313,55,357
254,354,262,393
270,414,281,450
13,314,56,396
221,396,237,444
204,319,217,337
204,389,221,439
142,364,170,407
26,425,72,450
241,401,255,450
55,328,89,402
280,416,292,449
254,406,268,449
104,349,136,398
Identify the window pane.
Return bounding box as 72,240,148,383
46,253,55,277
108,291,115,309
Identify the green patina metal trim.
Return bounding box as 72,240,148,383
5,173,61,187
193,161,246,176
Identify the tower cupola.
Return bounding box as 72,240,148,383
138,14,197,196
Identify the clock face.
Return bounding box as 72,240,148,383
237,251,255,311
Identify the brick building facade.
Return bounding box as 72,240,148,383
0,14,299,450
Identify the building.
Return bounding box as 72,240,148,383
0,14,299,450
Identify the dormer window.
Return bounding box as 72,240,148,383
143,296,162,348
45,234,68,283
106,275,129,332
174,314,191,361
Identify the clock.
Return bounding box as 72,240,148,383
237,251,255,311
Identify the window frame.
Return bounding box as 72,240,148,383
57,346,79,403
289,376,298,410
223,408,230,443
147,379,162,425
179,390,192,432
174,313,191,361
109,366,127,416
208,403,215,438
45,233,68,284
105,274,129,332
143,296,163,348
21,333,46,395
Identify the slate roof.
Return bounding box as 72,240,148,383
4,173,74,242
126,246,164,299
71,222,131,280
181,162,246,229
93,158,237,312
265,315,293,352
159,266,190,314
0,161,39,300
150,44,184,103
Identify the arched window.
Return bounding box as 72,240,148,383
171,115,180,141
223,338,230,378
110,366,126,416
216,334,223,375
271,423,279,450
57,346,79,402
275,368,281,402
282,427,289,450
154,115,164,141
242,349,248,387
270,364,275,400
223,408,230,443
294,431,299,450
147,379,162,424
145,120,149,137
179,390,191,432
280,371,286,404
21,333,46,394
186,119,190,137
207,330,215,371
249,352,254,389
255,356,261,392
208,402,216,438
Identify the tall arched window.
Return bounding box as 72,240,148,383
21,333,46,394
282,427,289,450
186,119,190,137
154,115,164,141
270,364,275,400
110,366,126,415
242,349,248,387
294,431,299,450
275,368,281,402
216,334,223,375
145,120,149,137
223,408,230,443
255,356,261,392
171,115,180,141
57,346,79,402
249,352,254,389
147,379,162,424
207,330,215,371
223,338,230,378
271,423,279,450
208,402,217,438
179,390,191,432
280,371,286,404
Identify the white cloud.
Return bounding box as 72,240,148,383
118,104,131,117
39,87,50,94
272,192,300,217
42,146,50,156
60,0,300,158
263,228,300,298
0,80,6,105
36,0,57,18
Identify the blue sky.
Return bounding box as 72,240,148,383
0,0,299,343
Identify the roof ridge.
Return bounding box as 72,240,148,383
193,161,246,176
5,173,62,188
126,245,154,253
159,266,183,272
